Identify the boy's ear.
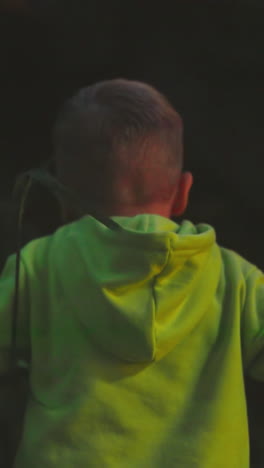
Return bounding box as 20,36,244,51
171,172,193,217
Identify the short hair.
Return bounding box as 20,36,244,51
52,78,183,211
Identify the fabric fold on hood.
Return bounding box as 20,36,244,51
58,214,221,363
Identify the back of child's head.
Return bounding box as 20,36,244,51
52,78,183,213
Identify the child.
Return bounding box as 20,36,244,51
1,78,262,467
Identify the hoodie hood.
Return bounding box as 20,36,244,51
58,213,221,363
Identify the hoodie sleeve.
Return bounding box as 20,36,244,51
242,265,264,381
0,252,30,375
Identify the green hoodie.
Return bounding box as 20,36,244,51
0,213,263,467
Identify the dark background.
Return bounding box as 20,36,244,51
0,1,264,466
